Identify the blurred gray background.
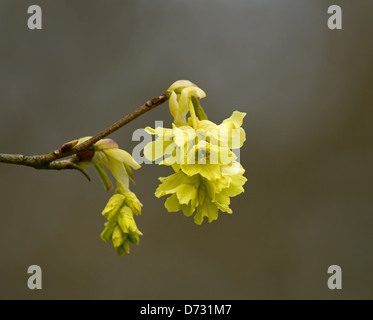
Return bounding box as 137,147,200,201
0,0,372,299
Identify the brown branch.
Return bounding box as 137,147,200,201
0,154,91,180
0,93,168,177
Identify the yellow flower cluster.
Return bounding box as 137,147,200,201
74,137,143,256
144,81,247,224
100,186,143,256
72,80,247,256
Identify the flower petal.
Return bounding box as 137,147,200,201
194,195,218,225
107,157,130,188
167,80,197,92
164,194,181,212
123,191,142,216
143,139,173,162
95,139,119,150
112,225,125,248
181,163,221,181
93,161,113,191
155,170,200,198
105,148,141,170
102,193,125,220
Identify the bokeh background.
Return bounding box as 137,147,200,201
0,0,372,299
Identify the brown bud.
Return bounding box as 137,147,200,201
60,139,79,153
76,149,95,162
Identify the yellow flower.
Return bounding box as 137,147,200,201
155,161,246,225
167,80,206,126
144,112,246,164
100,186,143,256
94,139,141,189
74,137,141,190
73,137,143,256
144,80,247,224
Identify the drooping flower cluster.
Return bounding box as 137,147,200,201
74,137,142,256
144,80,247,224
100,186,143,256
69,80,246,256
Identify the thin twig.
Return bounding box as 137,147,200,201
49,93,167,161
0,93,168,177
0,154,91,180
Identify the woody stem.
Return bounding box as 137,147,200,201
0,93,168,178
